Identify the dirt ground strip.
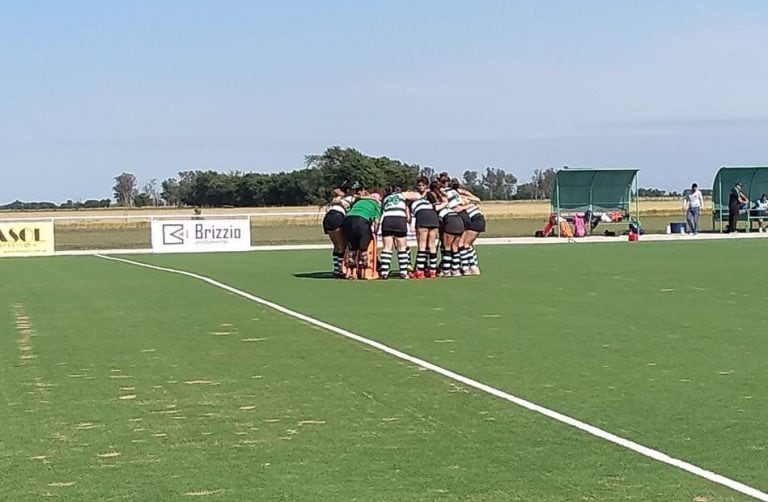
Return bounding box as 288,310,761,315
2,198,698,222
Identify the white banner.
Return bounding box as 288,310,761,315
0,220,55,257
151,219,251,253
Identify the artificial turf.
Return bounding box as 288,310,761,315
1,240,766,501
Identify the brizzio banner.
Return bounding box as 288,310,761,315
150,219,251,253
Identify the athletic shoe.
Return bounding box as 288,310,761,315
379,273,389,280
450,270,463,277
427,270,437,279
468,266,481,275
412,270,425,279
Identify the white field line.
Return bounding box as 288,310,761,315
95,253,767,501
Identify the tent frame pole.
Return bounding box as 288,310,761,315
555,177,561,237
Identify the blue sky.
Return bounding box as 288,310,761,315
2,0,768,202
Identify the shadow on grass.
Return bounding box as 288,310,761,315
293,271,336,280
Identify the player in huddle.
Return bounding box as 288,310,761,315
342,190,382,279
410,176,440,278
322,181,359,278
326,174,484,280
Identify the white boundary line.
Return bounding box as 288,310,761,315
96,253,767,500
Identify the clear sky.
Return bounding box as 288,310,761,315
2,0,767,203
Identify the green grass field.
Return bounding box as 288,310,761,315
2,240,766,501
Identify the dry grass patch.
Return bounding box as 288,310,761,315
0,198,711,230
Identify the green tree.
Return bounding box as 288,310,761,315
529,168,557,200
133,193,151,207
161,178,182,206
638,187,666,197
156,146,423,208
305,146,420,198
514,182,537,200
462,170,489,199
481,167,517,200
143,178,160,206
113,172,138,207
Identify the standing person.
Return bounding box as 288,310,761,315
682,183,704,235
728,181,748,233
439,175,480,207
322,185,357,277
342,192,382,279
462,201,486,275
379,187,410,279
432,183,465,277
410,176,440,279
449,179,481,273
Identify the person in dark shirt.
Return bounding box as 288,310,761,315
728,181,749,233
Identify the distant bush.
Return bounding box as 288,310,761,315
1,199,111,210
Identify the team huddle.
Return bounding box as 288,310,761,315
322,172,486,280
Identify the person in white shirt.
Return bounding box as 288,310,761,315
753,193,768,233
683,183,704,235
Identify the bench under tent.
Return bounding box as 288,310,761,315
712,166,768,233
551,168,640,236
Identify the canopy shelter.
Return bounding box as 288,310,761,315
551,168,639,235
712,166,768,232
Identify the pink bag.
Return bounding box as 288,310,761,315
573,215,586,237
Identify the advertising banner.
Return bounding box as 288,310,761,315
151,219,251,253
0,221,55,257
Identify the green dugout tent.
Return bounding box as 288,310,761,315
712,166,768,232
551,167,639,219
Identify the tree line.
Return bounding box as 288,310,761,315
110,147,544,208
0,147,691,210
1,199,113,210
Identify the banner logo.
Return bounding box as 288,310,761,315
0,221,55,257
162,224,186,245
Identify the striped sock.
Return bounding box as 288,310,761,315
441,252,452,274
469,247,479,268
459,247,470,272
397,251,410,276
332,251,343,274
380,250,393,276
451,251,461,274
415,251,427,271
429,253,439,272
